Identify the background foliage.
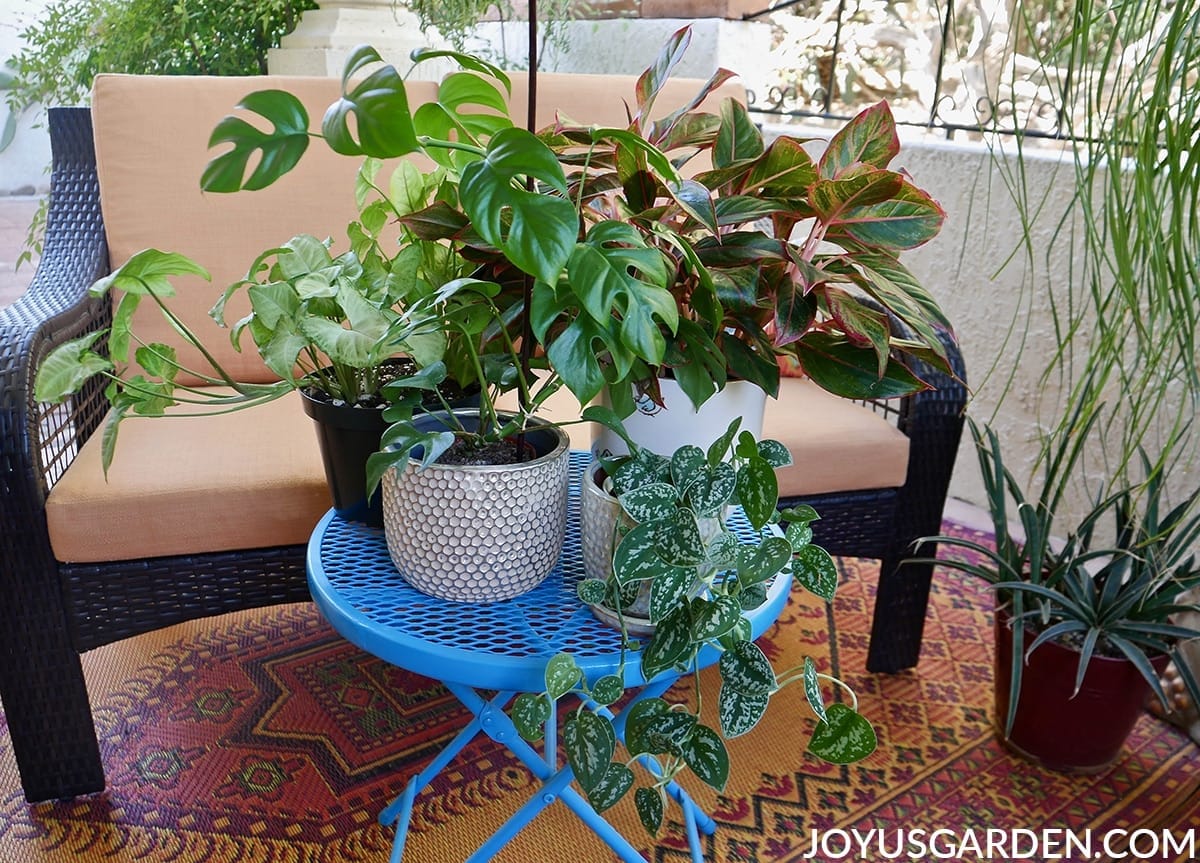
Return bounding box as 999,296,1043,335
6,0,318,110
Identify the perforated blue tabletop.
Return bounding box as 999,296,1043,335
307,451,792,694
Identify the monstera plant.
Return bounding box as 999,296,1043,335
200,26,953,418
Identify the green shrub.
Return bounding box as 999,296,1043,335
7,0,318,110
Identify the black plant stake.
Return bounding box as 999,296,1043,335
516,0,539,459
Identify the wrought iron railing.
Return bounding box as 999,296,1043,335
735,0,1071,141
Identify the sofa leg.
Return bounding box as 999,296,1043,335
866,554,935,674
0,636,104,802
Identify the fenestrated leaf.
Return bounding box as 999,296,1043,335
635,787,664,836
717,685,770,738
802,657,828,724
690,596,742,641
323,47,419,158
567,221,676,364
793,544,838,602
544,314,611,405
735,455,778,529
563,711,616,792
202,90,310,192
585,762,634,812
807,702,877,763
680,724,730,792
613,522,683,585
511,693,551,741
459,127,576,285
818,100,899,179
796,333,928,399
718,639,776,695
715,97,764,168
545,653,581,700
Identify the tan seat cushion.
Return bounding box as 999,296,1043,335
765,378,909,497
46,391,330,563
504,377,909,497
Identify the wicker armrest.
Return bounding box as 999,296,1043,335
0,108,110,517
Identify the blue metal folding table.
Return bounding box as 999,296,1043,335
306,452,792,862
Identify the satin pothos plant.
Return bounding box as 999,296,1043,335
200,26,954,418
508,416,876,831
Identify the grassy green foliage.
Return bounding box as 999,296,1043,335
6,0,318,110
993,0,1200,496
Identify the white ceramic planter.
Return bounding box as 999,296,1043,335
579,459,725,634
381,411,570,602
592,378,768,458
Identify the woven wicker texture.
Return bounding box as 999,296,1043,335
1,521,1196,863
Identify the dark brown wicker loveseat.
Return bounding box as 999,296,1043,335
0,91,966,804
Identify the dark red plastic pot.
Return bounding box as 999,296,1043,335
993,607,1167,773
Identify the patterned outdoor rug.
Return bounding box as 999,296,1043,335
1,521,1196,863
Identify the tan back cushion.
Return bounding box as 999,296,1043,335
507,70,747,132
91,74,442,383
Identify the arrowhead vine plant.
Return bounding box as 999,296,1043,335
509,416,877,832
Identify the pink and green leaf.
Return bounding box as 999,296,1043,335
818,100,899,179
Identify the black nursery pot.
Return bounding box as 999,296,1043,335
300,390,389,526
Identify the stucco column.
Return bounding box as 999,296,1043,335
268,0,454,80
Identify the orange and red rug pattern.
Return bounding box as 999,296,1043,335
1,523,1196,862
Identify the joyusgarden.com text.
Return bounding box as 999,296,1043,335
799,828,1196,860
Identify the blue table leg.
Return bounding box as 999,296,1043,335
379,693,513,862
382,680,718,862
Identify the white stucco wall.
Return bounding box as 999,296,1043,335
0,0,54,194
